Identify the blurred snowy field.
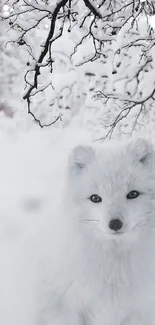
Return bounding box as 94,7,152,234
0,126,94,325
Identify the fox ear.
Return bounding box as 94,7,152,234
69,145,95,172
129,138,152,163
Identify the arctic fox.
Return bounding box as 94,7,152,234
39,137,155,325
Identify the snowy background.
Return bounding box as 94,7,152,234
0,0,155,323
1,0,155,139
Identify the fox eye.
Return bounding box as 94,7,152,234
126,190,140,199
89,194,102,203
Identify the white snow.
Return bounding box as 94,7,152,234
0,127,92,325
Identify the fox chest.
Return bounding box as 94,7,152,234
40,242,155,325
41,269,155,325
59,268,155,325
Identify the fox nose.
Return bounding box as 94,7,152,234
109,219,123,231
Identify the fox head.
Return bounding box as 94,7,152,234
67,138,155,243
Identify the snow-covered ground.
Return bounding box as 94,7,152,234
0,126,92,324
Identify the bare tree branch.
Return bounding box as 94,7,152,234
82,0,102,18
23,0,68,104
2,0,155,132
95,87,155,140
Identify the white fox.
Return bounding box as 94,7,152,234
40,138,155,325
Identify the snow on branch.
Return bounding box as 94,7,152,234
23,0,68,126
1,0,103,126
95,86,155,139
1,0,155,132
82,0,102,18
